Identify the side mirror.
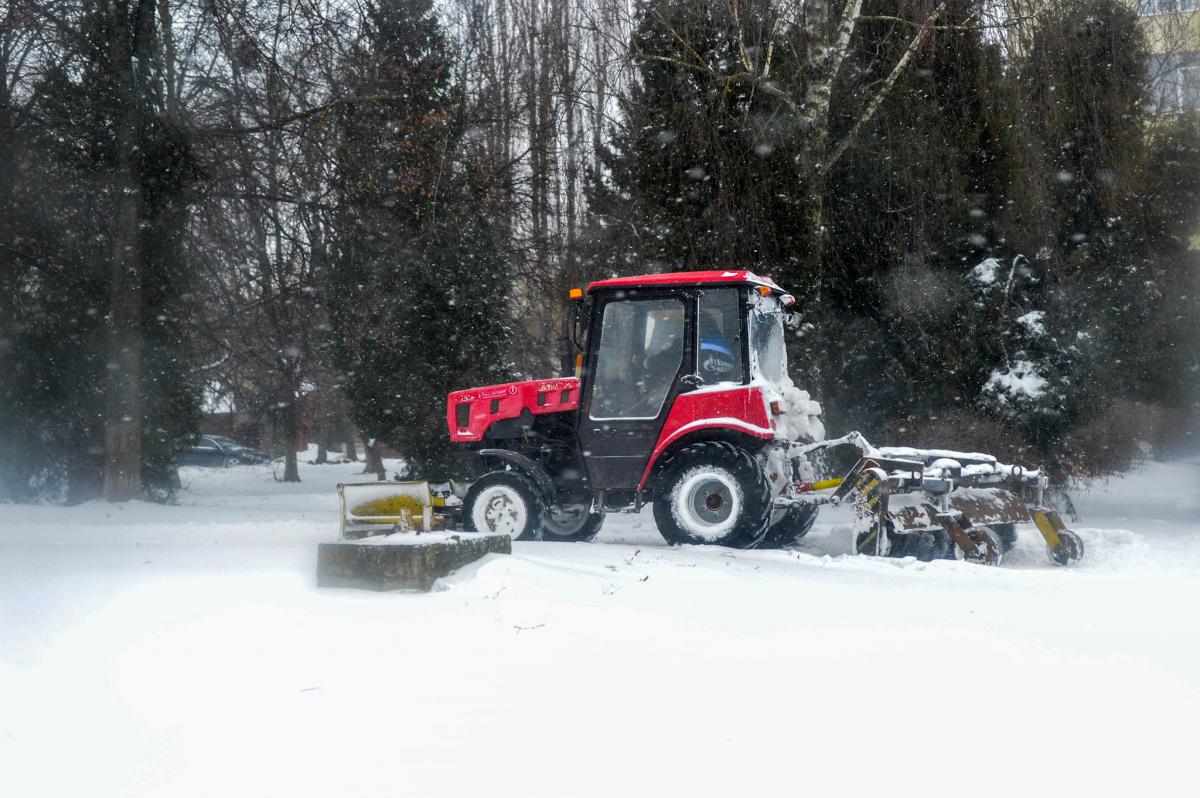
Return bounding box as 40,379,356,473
784,310,803,330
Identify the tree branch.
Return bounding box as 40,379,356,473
822,2,947,177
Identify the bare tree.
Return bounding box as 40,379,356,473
189,0,353,482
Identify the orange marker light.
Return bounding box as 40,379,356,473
757,285,771,296
569,287,583,300
770,400,784,415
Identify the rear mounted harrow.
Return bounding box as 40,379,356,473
780,432,1084,567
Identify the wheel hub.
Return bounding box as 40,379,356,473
543,504,588,536
689,478,734,525
473,486,526,537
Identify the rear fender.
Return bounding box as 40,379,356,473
478,448,559,507
637,425,774,494
637,384,776,493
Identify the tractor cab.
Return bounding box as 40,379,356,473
567,271,802,495
447,270,820,547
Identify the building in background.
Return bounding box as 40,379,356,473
1136,1,1200,113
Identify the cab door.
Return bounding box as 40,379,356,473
577,291,694,491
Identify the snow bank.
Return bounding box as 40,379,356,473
3,458,1200,798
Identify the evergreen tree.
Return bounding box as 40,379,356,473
976,0,1192,474
817,0,1012,440
583,0,807,278
0,2,199,502
330,0,513,477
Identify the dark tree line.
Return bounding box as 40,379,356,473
585,0,1200,476
1,0,1197,503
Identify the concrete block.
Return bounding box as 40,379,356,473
317,532,510,592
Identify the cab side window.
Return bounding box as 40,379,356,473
590,298,685,419
697,288,745,385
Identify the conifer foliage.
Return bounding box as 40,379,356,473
330,0,513,477
0,1,199,502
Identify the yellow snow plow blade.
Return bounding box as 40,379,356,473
337,481,438,539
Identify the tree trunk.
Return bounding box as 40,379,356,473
561,0,579,277
282,398,298,480
315,389,331,464
526,0,544,270
338,392,358,460
276,399,301,482
343,420,358,461
535,0,554,272
591,0,608,173
361,435,385,481
102,1,153,502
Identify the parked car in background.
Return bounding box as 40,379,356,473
179,435,269,467
208,436,270,464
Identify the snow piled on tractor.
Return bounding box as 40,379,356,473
768,374,825,442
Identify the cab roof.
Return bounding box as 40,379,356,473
586,270,785,294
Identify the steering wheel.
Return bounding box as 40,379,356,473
625,388,660,418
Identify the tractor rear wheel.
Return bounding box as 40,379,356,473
758,505,819,549
652,442,772,549
542,504,605,542
463,471,544,541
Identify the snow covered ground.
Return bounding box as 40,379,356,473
2,455,1198,797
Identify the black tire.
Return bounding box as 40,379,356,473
1048,528,1084,566
462,471,545,541
541,504,606,542
652,441,773,548
990,522,1018,553
758,504,819,549
859,526,952,562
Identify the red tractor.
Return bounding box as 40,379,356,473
447,270,825,549
445,270,1084,566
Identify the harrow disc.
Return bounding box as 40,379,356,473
1048,529,1084,566
962,527,1003,567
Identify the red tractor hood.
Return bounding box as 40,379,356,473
447,378,581,443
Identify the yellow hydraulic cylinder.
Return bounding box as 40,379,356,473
1030,508,1065,551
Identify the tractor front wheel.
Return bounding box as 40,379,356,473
463,471,544,541
652,442,773,549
